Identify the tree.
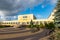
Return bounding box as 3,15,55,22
30,20,40,32
35,22,40,31
53,1,60,38
30,20,34,28
30,20,37,32
45,22,49,29
45,22,55,30
48,22,55,30
54,0,60,28
40,22,44,28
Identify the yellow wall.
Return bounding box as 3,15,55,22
1,20,19,26
1,14,54,26
18,14,34,22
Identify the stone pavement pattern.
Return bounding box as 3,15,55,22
0,27,50,40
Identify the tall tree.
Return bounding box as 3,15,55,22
54,0,60,27
30,20,34,28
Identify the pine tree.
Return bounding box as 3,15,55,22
54,0,60,27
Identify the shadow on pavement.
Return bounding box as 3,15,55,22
1,29,50,40
0,30,31,35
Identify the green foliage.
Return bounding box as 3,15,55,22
49,22,55,29
0,25,5,28
30,20,40,32
40,22,44,28
56,33,60,40
30,20,34,28
30,20,39,28
0,25,12,28
45,22,55,30
45,22,49,28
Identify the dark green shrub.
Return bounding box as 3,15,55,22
30,20,40,32
30,20,34,28
46,22,55,29
45,22,55,30
40,22,45,28
0,25,12,28
45,22,49,29
49,22,55,30
0,25,5,28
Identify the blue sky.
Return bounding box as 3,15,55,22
19,4,56,19
0,0,57,20
18,0,57,19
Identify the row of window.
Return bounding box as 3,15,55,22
23,16,27,18
21,21,45,25
1,21,48,25
1,22,29,24
1,22,20,24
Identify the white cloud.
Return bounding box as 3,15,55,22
46,0,57,5
50,0,57,5
41,0,57,8
13,16,17,19
0,0,57,20
36,14,43,19
0,0,57,16
0,11,5,16
0,16,6,21
0,0,44,16
41,5,45,8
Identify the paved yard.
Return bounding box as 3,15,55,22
0,27,50,40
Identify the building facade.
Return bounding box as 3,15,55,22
0,12,55,27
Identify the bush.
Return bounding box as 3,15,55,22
45,22,49,29
30,20,40,32
39,22,45,28
34,25,40,31
56,33,60,40
0,25,5,28
45,22,55,30
48,35,55,40
0,25,12,28
30,20,34,28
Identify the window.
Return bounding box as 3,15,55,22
23,16,27,18
27,22,29,24
22,22,26,25
16,22,20,24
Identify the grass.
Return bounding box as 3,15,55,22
0,26,5,28
56,29,60,40
0,25,12,28
55,32,60,40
